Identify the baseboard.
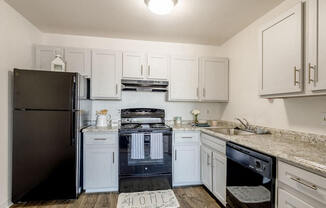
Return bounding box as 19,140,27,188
0,199,12,208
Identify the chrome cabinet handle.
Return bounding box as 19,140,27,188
175,150,177,160
290,177,317,190
308,63,315,84
196,88,199,97
113,152,115,164
181,137,193,139
141,65,143,76
294,67,300,86
115,84,118,95
207,154,210,166
94,138,107,141
203,88,206,97
148,65,151,76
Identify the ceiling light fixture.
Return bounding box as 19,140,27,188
145,0,178,15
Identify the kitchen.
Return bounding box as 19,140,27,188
1,0,326,208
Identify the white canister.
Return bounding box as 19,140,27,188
96,114,111,127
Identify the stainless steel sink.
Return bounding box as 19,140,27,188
206,128,256,136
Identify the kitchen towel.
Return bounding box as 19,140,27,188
131,133,145,160
150,133,164,159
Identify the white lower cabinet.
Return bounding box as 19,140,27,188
83,132,118,193
201,133,226,206
200,145,212,188
173,132,201,186
278,188,314,208
277,161,326,208
212,152,226,205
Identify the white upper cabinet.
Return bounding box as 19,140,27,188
259,2,303,96
200,57,229,102
307,0,326,92
91,49,122,100
122,52,146,79
64,48,91,77
169,56,199,101
35,45,64,71
147,54,169,80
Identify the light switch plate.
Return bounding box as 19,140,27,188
322,112,326,125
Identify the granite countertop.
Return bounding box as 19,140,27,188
83,123,326,177
82,126,118,133
174,124,326,178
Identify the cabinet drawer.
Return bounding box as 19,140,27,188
174,132,199,144
84,133,117,145
278,161,326,205
201,133,226,154
278,188,314,208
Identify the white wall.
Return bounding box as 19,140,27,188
220,0,326,135
0,1,42,207
41,33,226,121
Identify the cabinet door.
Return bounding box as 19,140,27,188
278,189,315,208
200,57,229,101
259,2,303,96
91,49,122,99
147,54,169,80
122,52,145,79
65,48,91,77
35,45,64,71
84,146,118,190
173,145,200,186
169,56,199,101
308,0,326,91
200,145,212,190
212,152,226,206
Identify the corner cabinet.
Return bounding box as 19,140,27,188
91,49,122,100
35,45,64,71
199,57,229,102
169,56,200,101
173,132,201,186
259,2,303,96
64,48,91,77
83,132,119,193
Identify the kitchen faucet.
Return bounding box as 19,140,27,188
235,118,251,131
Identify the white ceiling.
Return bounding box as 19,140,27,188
5,0,284,45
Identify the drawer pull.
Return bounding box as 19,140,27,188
94,138,107,141
113,152,115,164
181,137,193,139
290,177,317,190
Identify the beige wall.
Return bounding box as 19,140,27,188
0,1,42,207
220,0,326,135
41,33,226,121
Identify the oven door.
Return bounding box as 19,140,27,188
226,144,276,208
119,131,172,176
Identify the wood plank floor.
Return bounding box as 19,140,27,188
11,186,222,208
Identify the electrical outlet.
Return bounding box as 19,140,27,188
322,112,326,125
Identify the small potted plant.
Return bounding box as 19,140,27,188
191,109,200,126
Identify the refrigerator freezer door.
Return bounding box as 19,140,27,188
12,110,77,202
14,69,76,110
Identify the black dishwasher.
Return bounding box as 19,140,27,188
226,142,276,208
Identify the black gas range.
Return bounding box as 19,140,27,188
119,108,173,193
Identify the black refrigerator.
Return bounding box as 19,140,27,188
12,69,91,203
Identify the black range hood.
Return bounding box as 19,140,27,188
121,79,168,92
